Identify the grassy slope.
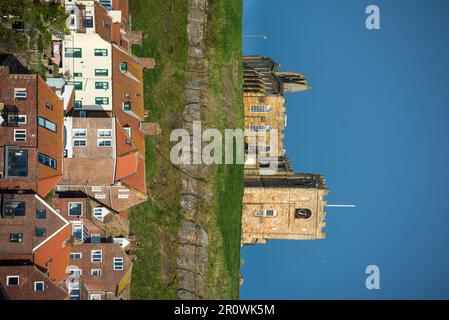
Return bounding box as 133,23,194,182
129,0,243,299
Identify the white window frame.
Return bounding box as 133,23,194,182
97,139,112,147
6,275,20,286
89,293,101,300
92,186,102,192
90,269,102,276
250,105,273,113
255,209,278,218
118,193,129,199
14,88,27,99
14,129,26,142
91,250,102,262
68,202,83,217
113,257,124,271
34,281,45,292
94,193,106,199
73,139,87,147
70,252,82,260
72,129,87,137
97,129,112,137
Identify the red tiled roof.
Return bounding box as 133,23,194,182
115,152,139,181
122,156,146,194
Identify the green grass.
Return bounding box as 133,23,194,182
128,0,188,300
129,0,243,299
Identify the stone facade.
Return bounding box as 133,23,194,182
242,56,328,245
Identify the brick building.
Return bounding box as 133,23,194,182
0,66,65,198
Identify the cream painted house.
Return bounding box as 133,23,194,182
61,0,117,111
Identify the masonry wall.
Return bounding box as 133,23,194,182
241,186,328,244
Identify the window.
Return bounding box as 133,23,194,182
5,148,28,177
247,145,271,153
91,250,102,262
45,103,54,110
118,193,129,199
14,129,26,142
120,62,128,72
74,100,83,109
90,294,101,300
65,48,82,58
17,115,26,124
94,194,106,199
122,102,131,111
92,186,102,192
250,105,273,113
85,16,93,28
68,269,82,276
94,49,108,56
71,223,83,240
93,207,103,220
249,125,272,132
95,69,108,76
68,202,83,217
3,201,25,217
73,139,87,147
73,72,82,77
124,126,132,137
38,117,57,132
103,20,110,29
295,208,312,219
95,97,109,105
38,153,57,169
95,82,109,90
35,227,46,237
14,88,27,100
255,209,277,217
70,253,82,260
36,209,46,219
113,257,124,270
72,129,87,137
79,111,87,118
34,281,44,292
91,269,101,276
97,129,112,137
97,139,112,147
68,81,83,90
91,234,101,243
6,276,19,286
10,233,23,243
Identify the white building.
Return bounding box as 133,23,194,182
61,0,119,111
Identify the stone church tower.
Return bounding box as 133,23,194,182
242,56,328,245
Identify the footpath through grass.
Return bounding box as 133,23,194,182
129,0,243,299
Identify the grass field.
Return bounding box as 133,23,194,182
129,0,243,299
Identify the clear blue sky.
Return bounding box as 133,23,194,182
240,0,449,299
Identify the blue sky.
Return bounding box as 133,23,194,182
240,0,449,299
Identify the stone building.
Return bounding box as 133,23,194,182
242,56,328,245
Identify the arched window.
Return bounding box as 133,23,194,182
250,105,273,113
255,209,277,217
295,208,312,219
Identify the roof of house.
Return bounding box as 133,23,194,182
68,242,132,294
0,264,69,300
0,193,70,259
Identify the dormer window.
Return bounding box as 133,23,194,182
295,208,312,219
123,102,131,111
120,62,128,73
